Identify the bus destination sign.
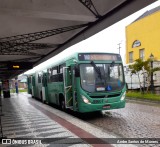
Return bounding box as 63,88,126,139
78,53,121,61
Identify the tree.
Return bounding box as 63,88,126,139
129,58,160,93
143,59,160,92
129,59,144,93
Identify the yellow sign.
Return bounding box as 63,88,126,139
13,65,20,69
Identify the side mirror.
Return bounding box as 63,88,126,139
75,64,80,77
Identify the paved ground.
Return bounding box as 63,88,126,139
0,93,119,147
82,99,160,147
0,95,89,146
0,93,159,147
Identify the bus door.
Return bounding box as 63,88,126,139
42,73,48,103
31,76,36,97
63,66,74,109
27,76,31,94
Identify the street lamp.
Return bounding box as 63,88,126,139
150,53,154,93
130,73,133,90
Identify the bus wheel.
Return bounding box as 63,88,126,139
40,91,44,103
59,94,66,111
61,99,66,111
59,95,65,111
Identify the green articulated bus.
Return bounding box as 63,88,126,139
27,52,126,113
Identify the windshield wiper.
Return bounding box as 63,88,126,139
90,61,102,79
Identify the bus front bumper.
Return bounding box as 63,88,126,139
78,100,125,113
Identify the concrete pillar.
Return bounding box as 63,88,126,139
2,80,10,98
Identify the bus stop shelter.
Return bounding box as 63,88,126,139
0,0,157,97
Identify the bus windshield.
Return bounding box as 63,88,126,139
80,63,125,92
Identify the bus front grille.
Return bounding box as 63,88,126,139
90,93,121,98
92,100,102,104
90,95,105,98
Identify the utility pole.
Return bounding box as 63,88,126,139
117,42,121,54
150,53,154,93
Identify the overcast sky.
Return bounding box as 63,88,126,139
25,1,160,74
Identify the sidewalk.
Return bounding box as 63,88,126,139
0,93,135,147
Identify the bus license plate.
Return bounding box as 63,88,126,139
103,105,110,109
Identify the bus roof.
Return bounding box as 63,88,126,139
28,52,122,74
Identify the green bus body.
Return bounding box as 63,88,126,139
27,73,36,96
27,53,126,113
27,75,32,94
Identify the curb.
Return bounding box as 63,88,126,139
126,97,160,104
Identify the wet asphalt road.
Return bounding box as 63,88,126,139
78,99,160,139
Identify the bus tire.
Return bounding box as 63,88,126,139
59,94,65,111
41,91,46,103
40,91,44,103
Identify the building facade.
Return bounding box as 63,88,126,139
125,6,160,91
126,6,160,63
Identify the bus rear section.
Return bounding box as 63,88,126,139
27,75,32,94
27,74,36,97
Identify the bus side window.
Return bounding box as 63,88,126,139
38,72,42,83
50,66,58,82
42,74,47,86
32,76,35,86
59,64,65,82
59,63,65,73
29,77,31,83
47,69,51,83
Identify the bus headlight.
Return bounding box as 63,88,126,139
121,91,126,101
81,95,91,104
